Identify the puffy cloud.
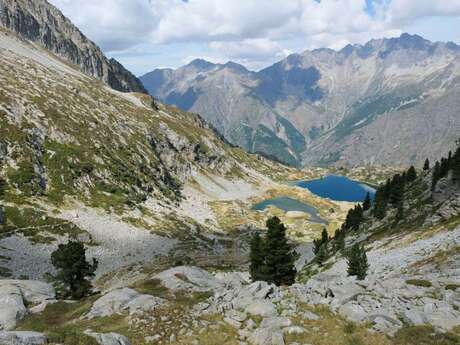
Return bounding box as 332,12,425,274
48,0,460,72
49,0,157,51
386,0,460,24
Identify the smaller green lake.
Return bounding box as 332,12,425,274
252,197,327,224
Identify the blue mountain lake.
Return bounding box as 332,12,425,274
296,175,376,202
252,197,327,224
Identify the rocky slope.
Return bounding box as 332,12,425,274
0,0,146,93
142,34,460,167
0,24,297,282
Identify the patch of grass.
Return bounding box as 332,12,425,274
393,325,460,345
133,279,169,298
445,284,460,291
406,279,432,288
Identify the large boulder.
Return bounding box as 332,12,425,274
86,288,164,318
0,281,55,331
85,331,131,345
153,266,223,292
245,300,277,318
0,331,47,345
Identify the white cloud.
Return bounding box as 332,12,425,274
386,0,460,24
48,0,460,73
49,0,157,51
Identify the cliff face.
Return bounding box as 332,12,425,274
0,0,146,93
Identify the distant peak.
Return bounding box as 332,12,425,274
187,59,216,70
222,61,248,73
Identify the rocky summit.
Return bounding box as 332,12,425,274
0,1,460,345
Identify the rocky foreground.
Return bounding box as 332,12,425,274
1,221,459,345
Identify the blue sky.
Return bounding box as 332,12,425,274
50,0,460,75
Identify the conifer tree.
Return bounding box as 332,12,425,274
0,177,6,198
316,243,329,265
394,201,404,224
423,158,430,171
373,188,387,220
261,217,296,286
321,227,329,245
347,244,369,280
406,166,417,182
432,161,441,190
249,233,265,282
362,192,371,211
333,229,345,252
51,241,98,299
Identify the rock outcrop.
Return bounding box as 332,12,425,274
0,331,47,345
153,266,224,292
86,288,165,318
0,0,146,93
0,280,55,331
85,330,131,345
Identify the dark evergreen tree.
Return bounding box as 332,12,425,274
347,244,369,280
388,174,405,205
423,158,430,171
394,201,404,225
313,227,329,254
263,217,296,286
249,233,265,282
432,161,441,190
0,177,6,197
362,192,371,211
373,188,387,220
406,166,417,182
333,228,345,252
51,241,98,299
316,243,329,265
452,146,460,181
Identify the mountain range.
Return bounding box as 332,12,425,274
141,34,460,167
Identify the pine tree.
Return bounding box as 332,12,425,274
51,241,98,299
432,161,441,190
316,243,329,265
333,229,345,252
263,217,296,286
362,192,371,211
394,201,404,224
249,233,265,282
373,188,387,220
321,227,329,245
423,158,430,171
406,166,417,182
347,244,369,280
313,228,329,254
0,177,6,198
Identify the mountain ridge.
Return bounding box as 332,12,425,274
0,0,146,93
141,33,460,167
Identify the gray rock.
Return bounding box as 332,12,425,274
282,326,306,335
302,311,320,320
250,327,284,345
85,330,131,345
245,300,277,317
0,331,47,345
0,281,55,331
154,266,223,292
260,317,292,329
86,288,164,318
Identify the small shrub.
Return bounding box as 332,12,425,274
445,284,460,291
